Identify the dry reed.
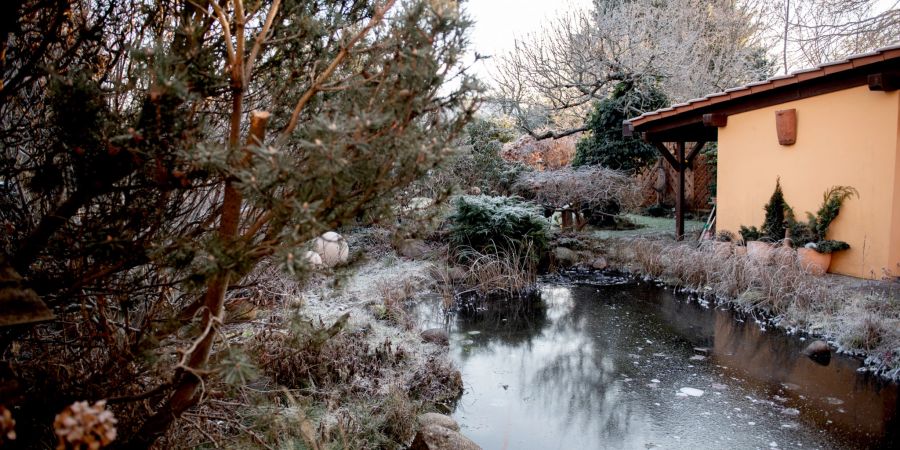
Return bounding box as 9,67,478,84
604,237,900,378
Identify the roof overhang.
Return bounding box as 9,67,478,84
624,44,900,143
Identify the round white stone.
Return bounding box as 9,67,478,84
303,250,323,266
314,232,349,267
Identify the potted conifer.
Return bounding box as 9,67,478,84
791,186,858,275
740,179,790,262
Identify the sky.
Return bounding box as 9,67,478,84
461,0,899,82
463,0,593,81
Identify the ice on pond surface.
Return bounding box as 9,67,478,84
428,282,900,450
679,387,704,397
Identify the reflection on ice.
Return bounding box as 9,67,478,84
434,280,899,450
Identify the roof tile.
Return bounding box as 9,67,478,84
626,43,900,127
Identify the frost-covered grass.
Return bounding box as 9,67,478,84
456,245,539,297
603,236,900,379
161,232,460,449
590,213,705,239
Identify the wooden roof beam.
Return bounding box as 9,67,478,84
702,113,727,127
686,141,707,167
868,73,899,91
646,139,680,170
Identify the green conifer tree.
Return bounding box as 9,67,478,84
572,81,669,171
0,0,478,445
762,178,790,242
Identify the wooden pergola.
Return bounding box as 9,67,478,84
622,44,900,240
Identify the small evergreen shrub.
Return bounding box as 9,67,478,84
811,186,859,242
448,195,550,261
740,178,790,243
810,240,850,254
739,225,761,243
455,118,526,195
790,185,858,250
761,178,789,242
645,204,670,218
739,183,857,254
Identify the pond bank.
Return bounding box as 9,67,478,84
161,227,472,449
592,236,900,380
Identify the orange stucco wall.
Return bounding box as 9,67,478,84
717,85,900,278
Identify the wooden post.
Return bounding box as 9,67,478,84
575,210,588,231
561,209,573,230
675,141,686,241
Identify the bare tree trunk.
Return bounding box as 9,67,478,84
783,0,791,74
127,110,270,448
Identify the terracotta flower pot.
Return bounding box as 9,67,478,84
747,241,774,263
797,247,831,275
776,108,797,145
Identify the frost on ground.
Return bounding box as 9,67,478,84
162,228,461,449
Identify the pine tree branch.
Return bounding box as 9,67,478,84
277,0,397,144
245,0,281,81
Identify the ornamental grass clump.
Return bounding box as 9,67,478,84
459,245,539,297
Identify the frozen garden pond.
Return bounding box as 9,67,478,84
417,274,899,449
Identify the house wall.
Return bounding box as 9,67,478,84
891,98,900,277
717,85,900,278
